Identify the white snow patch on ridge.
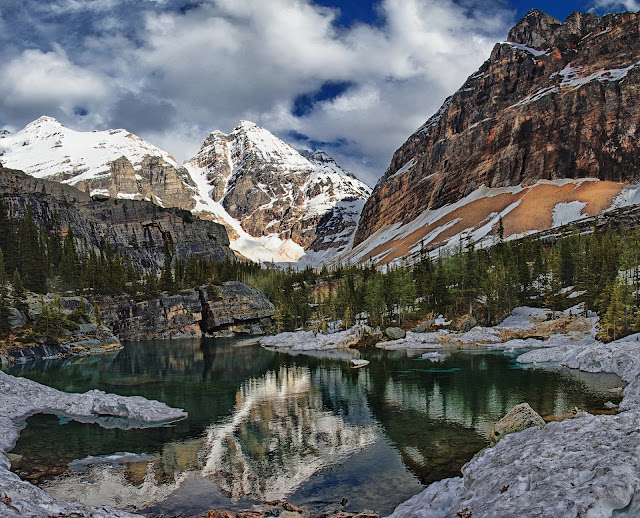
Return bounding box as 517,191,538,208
510,63,636,109
552,200,587,227
503,41,549,56
0,116,181,184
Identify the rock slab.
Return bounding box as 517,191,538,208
489,402,546,445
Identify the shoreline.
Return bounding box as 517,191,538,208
3,304,633,517
387,322,640,517
0,370,186,518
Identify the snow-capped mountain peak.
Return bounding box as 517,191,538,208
184,121,371,265
1,115,371,266
0,116,196,209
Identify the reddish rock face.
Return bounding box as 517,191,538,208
354,9,640,246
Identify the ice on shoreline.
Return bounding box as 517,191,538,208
259,325,365,350
388,316,640,517
0,370,186,517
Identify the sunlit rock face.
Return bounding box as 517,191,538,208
352,10,640,265
201,366,377,500
184,121,371,263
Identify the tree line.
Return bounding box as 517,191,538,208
1,197,640,343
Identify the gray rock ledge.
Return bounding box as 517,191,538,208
0,370,186,517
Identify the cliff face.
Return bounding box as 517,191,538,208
99,282,274,341
352,10,640,263
0,165,234,270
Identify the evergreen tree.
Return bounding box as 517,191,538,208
60,226,81,291
17,205,47,292
0,261,11,335
11,269,28,315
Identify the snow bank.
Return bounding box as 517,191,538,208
0,370,186,517
495,306,548,330
259,325,365,351
376,331,446,350
388,320,640,517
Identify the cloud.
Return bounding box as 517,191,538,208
0,46,112,126
0,0,516,185
590,0,639,10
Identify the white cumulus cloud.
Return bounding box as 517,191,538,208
0,0,517,184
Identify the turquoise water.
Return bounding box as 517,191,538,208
6,340,623,516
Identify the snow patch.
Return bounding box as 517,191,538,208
551,200,587,227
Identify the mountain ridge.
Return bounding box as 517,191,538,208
0,117,370,265
348,8,640,265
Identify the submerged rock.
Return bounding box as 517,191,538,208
490,403,546,445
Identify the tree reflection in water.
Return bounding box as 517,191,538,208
7,340,623,516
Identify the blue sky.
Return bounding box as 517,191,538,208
0,0,635,185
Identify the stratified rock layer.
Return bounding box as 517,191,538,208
100,282,274,341
355,10,640,250
0,165,234,270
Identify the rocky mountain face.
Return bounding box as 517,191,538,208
0,165,234,270
351,9,640,265
184,121,371,264
100,282,274,342
0,117,370,265
0,116,199,210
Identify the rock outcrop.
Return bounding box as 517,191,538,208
0,165,234,271
200,281,275,335
489,402,546,445
99,282,274,341
351,10,640,264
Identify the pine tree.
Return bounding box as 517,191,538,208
18,205,47,292
0,262,11,335
60,226,81,291
0,198,16,272
11,269,28,315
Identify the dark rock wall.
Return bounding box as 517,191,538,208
100,282,275,341
0,166,234,270
354,10,640,245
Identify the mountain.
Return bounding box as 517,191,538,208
183,121,371,264
0,164,234,270
0,116,199,210
349,9,640,266
0,117,370,265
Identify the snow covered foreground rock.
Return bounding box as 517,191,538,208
259,325,365,351
0,370,186,517
388,333,640,517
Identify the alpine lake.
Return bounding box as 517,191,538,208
4,338,624,517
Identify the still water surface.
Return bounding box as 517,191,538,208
6,339,623,516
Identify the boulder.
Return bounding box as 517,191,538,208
490,403,545,445
411,320,434,333
453,314,477,332
9,308,26,328
385,327,406,340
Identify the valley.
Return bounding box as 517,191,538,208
3,4,640,518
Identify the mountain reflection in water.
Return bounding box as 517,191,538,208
6,339,623,516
